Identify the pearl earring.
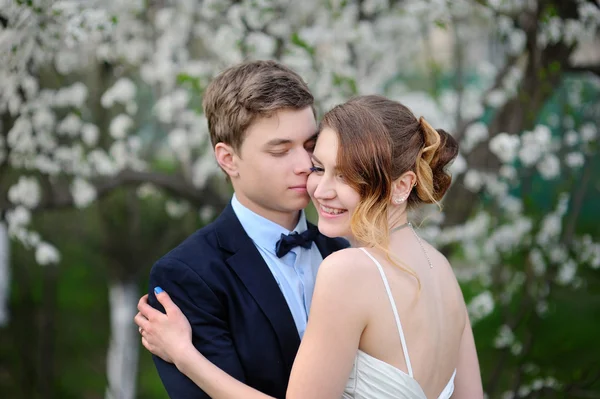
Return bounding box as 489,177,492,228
393,197,405,204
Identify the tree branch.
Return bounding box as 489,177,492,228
454,53,522,142
566,63,600,77
1,169,228,215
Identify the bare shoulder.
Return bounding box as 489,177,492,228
316,248,379,288
320,248,375,272
418,237,452,270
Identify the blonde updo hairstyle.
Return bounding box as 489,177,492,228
319,95,459,283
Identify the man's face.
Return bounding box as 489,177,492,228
232,107,317,226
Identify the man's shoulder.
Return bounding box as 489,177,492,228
327,236,351,250
151,219,228,278
315,230,351,254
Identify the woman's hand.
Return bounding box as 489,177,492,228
134,288,193,365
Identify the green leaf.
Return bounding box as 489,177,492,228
290,33,315,56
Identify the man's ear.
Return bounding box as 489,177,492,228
214,143,239,178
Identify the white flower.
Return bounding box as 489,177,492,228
81,123,100,147
101,78,137,109
154,90,190,124
462,123,489,153
489,133,520,163
54,82,88,108
57,113,82,137
71,177,97,208
109,114,134,139
468,291,495,323
32,108,56,133
8,176,41,209
6,206,31,231
109,141,129,170
537,154,560,180
168,128,190,158
510,342,523,355
137,183,161,199
518,386,531,397
549,246,568,264
565,152,585,168
494,324,515,348
502,196,523,215
165,200,190,219
507,28,526,54
580,123,597,143
563,19,583,45
246,32,277,58
529,248,546,276
564,131,579,146
35,242,60,266
556,260,577,285
192,154,219,189
537,214,562,246
536,301,549,316
486,89,507,108
519,130,546,166
464,170,484,192
499,165,517,181
88,149,118,176
448,153,466,176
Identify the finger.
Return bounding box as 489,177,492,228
137,294,149,312
154,287,179,315
138,298,161,321
141,336,153,353
134,312,150,331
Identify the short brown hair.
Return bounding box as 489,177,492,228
320,95,459,283
203,60,314,153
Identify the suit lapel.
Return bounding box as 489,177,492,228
215,204,300,372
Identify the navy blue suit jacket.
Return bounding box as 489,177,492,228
148,203,349,398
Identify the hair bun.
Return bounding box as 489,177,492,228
429,128,459,201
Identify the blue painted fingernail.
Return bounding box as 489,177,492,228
154,286,163,295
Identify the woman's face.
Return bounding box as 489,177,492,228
307,127,361,239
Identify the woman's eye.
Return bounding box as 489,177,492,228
310,166,324,173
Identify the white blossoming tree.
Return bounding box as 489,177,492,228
1,0,599,398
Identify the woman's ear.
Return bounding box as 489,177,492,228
214,143,240,178
391,171,417,205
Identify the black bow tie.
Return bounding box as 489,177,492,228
275,226,318,258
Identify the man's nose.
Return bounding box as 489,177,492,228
294,148,313,175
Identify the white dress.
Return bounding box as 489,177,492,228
342,248,456,399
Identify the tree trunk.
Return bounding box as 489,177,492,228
39,263,58,399
443,0,580,228
0,221,8,326
105,280,139,399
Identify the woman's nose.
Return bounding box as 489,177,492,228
313,177,335,199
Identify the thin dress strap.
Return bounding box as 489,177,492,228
359,248,414,378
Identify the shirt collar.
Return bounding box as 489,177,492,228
231,194,308,254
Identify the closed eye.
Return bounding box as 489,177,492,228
310,166,324,173
269,150,289,157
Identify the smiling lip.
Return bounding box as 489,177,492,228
318,203,347,219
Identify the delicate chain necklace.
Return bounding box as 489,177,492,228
390,222,433,269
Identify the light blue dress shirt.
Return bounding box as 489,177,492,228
231,194,323,339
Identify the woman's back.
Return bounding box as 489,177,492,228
344,226,466,399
